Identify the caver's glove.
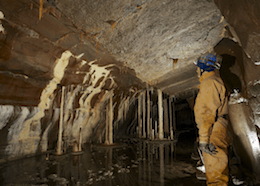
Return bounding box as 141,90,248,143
199,142,217,155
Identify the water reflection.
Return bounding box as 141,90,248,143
0,139,203,186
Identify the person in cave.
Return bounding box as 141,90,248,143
194,53,231,185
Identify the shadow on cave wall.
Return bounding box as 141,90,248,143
215,38,244,95
219,54,242,95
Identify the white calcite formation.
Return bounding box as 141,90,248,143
4,51,73,157
1,51,129,157
0,11,4,34
62,59,116,145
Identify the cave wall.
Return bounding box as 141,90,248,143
213,0,260,175
0,49,143,159
213,0,260,129
0,0,145,159
213,0,260,99
214,0,260,64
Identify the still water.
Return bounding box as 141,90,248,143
0,132,208,186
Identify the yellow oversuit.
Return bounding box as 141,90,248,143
194,70,230,186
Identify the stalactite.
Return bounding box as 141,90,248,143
39,0,44,20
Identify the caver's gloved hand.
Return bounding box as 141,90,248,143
199,142,218,155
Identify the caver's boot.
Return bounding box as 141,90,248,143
196,160,206,181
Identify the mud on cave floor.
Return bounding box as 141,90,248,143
0,130,254,186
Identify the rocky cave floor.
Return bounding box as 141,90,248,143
0,130,258,186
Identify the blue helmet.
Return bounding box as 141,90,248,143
195,53,221,72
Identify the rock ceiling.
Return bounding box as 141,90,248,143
0,0,260,106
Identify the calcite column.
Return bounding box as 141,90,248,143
138,93,142,138
142,92,146,138
108,92,114,144
147,87,151,139
158,89,164,140
57,86,65,155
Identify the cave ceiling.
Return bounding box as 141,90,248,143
0,0,259,106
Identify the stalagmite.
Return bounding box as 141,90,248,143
158,89,164,140
99,134,102,144
150,88,154,140
109,92,113,144
155,121,158,139
150,119,153,140
124,97,129,121
163,99,169,138
147,86,151,139
142,92,146,138
105,104,109,144
169,97,174,140
152,129,155,140
172,98,176,133
138,94,142,138
56,86,65,155
78,127,82,152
